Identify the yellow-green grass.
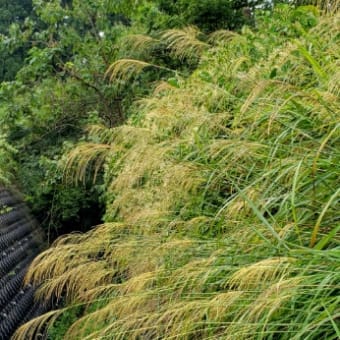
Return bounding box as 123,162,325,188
15,6,340,340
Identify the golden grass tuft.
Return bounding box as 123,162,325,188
105,58,173,83
228,258,294,290
161,26,210,60
63,143,112,184
121,34,159,54
13,309,66,340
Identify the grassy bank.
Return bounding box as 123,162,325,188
13,5,340,340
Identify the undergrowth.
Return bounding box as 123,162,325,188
14,5,340,340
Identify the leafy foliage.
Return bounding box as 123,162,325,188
0,0,148,232
0,0,33,81
153,0,258,32
1,0,265,233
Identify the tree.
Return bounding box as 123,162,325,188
0,0,32,34
153,0,262,32
0,0,153,233
0,0,33,80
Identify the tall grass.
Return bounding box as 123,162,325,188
0,135,17,185
14,6,339,340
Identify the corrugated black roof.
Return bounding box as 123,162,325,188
0,187,47,339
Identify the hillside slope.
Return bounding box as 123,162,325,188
14,6,340,340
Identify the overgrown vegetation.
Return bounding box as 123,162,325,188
0,0,33,80
1,0,261,234
0,0,339,339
